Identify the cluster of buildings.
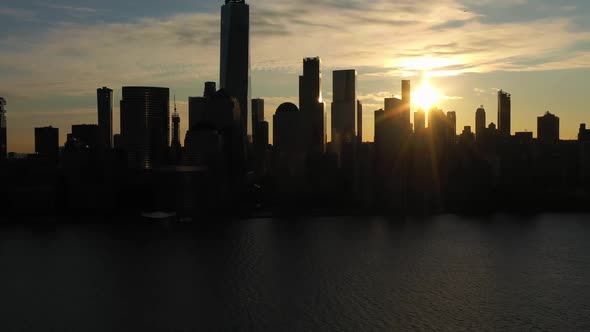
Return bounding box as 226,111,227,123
1,0,590,217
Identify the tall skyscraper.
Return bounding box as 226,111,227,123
220,0,250,149
35,126,59,162
537,111,559,143
252,98,264,145
384,97,403,115
498,90,511,136
120,86,170,169
401,80,411,127
171,96,181,150
414,109,426,134
97,87,113,149
0,98,6,161
447,111,457,137
357,100,363,144
299,57,326,153
475,105,486,140
331,70,357,149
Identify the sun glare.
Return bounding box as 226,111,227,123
413,78,441,111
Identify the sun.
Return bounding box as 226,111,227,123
413,78,441,111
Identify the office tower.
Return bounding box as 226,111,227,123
97,87,113,149
459,126,475,144
537,111,559,143
0,98,6,161
498,90,511,136
357,100,363,144
299,57,326,153
171,97,181,150
220,0,250,148
204,82,216,98
414,108,426,133
189,96,207,130
447,111,457,137
35,126,59,162
259,121,269,147
120,86,170,169
331,70,357,150
252,98,264,147
71,124,100,150
273,102,304,154
401,80,411,126
385,97,403,116
475,105,486,140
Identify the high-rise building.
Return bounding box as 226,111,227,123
475,105,486,140
97,87,113,149
273,102,303,155
172,97,181,150
537,111,559,143
220,0,250,149
579,124,590,142
402,80,411,127
498,90,511,136
35,126,59,162
331,69,357,151
120,86,170,169
71,124,100,150
385,97,403,116
299,57,326,153
414,108,426,133
447,111,457,137
252,98,264,147
0,98,6,161
357,100,363,144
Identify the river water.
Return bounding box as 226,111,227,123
1,215,589,331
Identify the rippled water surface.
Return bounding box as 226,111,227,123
1,215,590,331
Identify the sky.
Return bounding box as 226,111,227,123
1,0,590,152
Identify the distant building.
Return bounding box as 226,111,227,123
220,0,250,146
0,97,6,161
204,81,216,98
402,80,411,127
71,124,100,150
97,87,113,149
251,98,264,147
498,90,511,136
273,103,303,155
35,126,59,162
447,111,457,138
357,100,363,144
459,126,475,144
299,57,326,154
579,124,590,142
537,111,559,143
414,108,426,134
514,131,533,144
171,101,181,153
120,86,170,169
331,70,358,155
384,97,403,116
475,105,486,140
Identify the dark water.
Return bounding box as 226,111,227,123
1,215,590,331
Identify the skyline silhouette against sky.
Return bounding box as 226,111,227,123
1,0,590,152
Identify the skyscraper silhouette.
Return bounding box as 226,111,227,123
220,0,250,153
299,57,326,154
414,108,426,134
537,111,559,143
357,100,363,144
172,96,181,150
97,87,113,150
476,105,486,140
120,87,170,169
251,98,264,147
498,90,511,136
0,98,6,161
71,124,100,150
447,111,457,138
331,69,358,156
35,126,59,162
402,80,411,127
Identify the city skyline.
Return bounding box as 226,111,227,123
2,0,590,152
